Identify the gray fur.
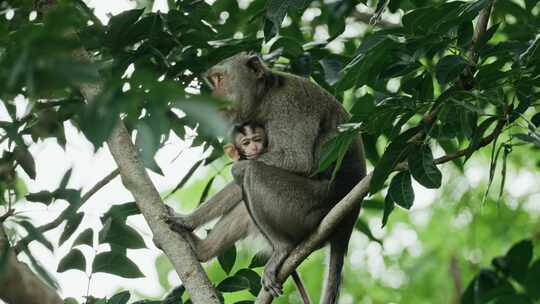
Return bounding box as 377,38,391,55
169,53,365,304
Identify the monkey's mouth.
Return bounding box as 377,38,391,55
245,154,258,160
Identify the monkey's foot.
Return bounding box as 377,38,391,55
165,215,195,232
262,269,283,298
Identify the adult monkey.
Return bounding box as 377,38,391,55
168,53,366,303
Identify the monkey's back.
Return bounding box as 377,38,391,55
260,72,365,187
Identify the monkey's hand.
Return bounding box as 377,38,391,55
257,149,313,176
231,160,251,184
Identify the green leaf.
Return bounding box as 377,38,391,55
218,245,237,275
102,202,140,222
336,36,400,90
17,220,53,251
320,58,343,86
109,291,130,304
381,195,394,228
316,130,356,181
99,218,146,249
362,199,384,210
106,9,145,49
435,55,468,85
13,146,36,179
217,275,251,292
388,171,414,209
461,270,512,304
355,219,382,244
57,248,86,273
59,212,84,246
236,268,262,296
464,117,498,162
270,37,304,57
514,133,540,148
370,127,420,193
408,145,442,189
198,176,216,206
524,259,540,299
475,23,500,51
59,168,72,190
26,191,54,205
457,21,474,47
166,159,204,199
72,228,93,248
249,252,268,268
92,251,144,278
531,112,540,128
505,239,533,283
350,94,376,123
163,286,185,304
492,294,532,304
54,189,82,207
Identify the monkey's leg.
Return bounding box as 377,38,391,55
241,161,330,297
261,242,294,297
192,203,254,262
167,181,242,231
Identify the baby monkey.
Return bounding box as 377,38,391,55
224,122,267,161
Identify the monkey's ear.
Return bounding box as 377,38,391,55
246,55,265,79
224,144,240,161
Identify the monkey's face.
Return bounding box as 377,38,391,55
204,53,266,106
234,126,266,160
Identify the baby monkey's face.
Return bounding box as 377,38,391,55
235,126,266,160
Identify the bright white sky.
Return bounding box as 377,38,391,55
2,1,540,303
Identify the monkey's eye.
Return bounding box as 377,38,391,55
210,74,224,88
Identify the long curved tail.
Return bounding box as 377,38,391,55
321,204,360,304
292,270,311,304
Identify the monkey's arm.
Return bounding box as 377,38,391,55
257,117,319,176
167,181,242,231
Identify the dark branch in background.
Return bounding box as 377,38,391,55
450,255,463,304
81,169,120,202
257,4,498,303
352,11,400,28
468,2,494,63
13,169,120,254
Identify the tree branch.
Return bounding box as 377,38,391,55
30,2,221,303
105,122,220,303
352,11,399,28
0,227,63,304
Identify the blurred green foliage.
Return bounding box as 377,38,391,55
0,0,539,303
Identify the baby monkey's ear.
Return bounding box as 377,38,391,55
224,143,240,161
246,55,265,79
